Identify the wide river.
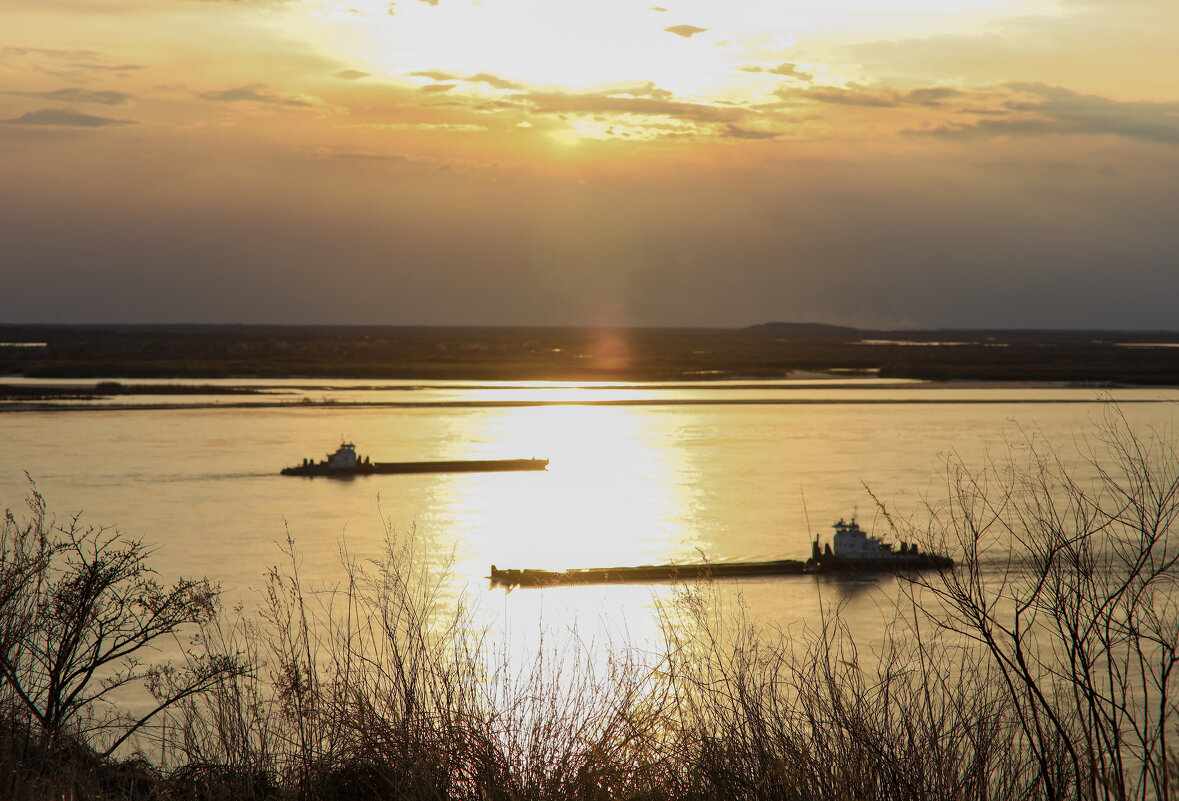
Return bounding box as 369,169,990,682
3,378,1178,663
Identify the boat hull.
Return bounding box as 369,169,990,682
806,554,953,573
490,559,808,588
281,458,548,477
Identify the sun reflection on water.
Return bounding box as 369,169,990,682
448,381,660,405
435,403,701,578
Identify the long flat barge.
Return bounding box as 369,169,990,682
283,458,548,477
490,559,808,588
281,441,547,477
490,518,952,589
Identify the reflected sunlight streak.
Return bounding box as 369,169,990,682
429,403,705,691
442,405,695,576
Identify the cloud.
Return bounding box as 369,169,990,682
332,151,410,162
1,108,136,127
605,81,674,101
406,123,484,132
409,71,522,90
905,87,963,106
6,87,133,106
768,63,812,81
419,83,456,94
197,84,312,107
74,62,145,74
664,25,707,38
466,72,523,91
1008,83,1179,144
335,69,371,80
795,85,899,108
848,3,1179,99
772,78,1179,147
781,83,964,109
521,90,742,123
408,69,456,81
344,123,486,134
723,124,778,140
1,46,144,80
917,117,1071,141
741,63,814,82
917,83,1179,145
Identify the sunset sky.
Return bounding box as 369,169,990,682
2,0,1177,329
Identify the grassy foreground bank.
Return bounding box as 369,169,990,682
3,411,1179,800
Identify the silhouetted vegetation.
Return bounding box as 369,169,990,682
907,407,1179,800
2,323,1179,383
0,479,247,799
3,412,1179,799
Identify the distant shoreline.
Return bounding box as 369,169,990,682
3,323,1179,386
1,395,1169,414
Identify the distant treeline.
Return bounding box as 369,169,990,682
2,323,1179,384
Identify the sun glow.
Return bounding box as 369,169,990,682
296,0,1061,95
440,405,695,574
260,0,1073,149
303,0,715,91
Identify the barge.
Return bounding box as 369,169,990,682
490,559,808,588
490,518,951,588
282,442,549,477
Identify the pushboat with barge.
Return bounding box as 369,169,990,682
489,517,952,588
282,441,549,477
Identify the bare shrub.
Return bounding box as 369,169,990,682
0,478,245,760
908,406,1179,801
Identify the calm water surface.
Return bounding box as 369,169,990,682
3,379,1177,659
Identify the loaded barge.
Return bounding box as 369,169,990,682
490,518,951,588
282,442,548,477
490,559,808,588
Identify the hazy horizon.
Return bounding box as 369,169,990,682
5,320,1179,335
3,0,1176,330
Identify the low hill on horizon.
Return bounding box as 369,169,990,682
748,320,1179,338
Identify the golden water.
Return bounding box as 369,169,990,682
2,380,1176,661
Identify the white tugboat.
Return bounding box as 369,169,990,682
281,441,375,475
321,441,362,470
808,517,952,571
